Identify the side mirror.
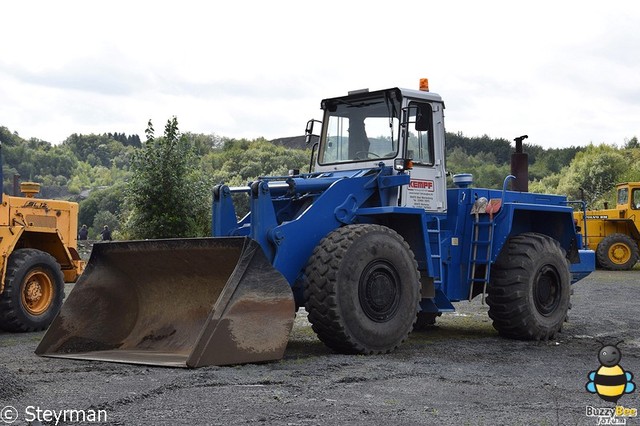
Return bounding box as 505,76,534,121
305,119,321,144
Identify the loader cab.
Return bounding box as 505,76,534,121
313,87,447,212
617,183,640,210
398,92,447,212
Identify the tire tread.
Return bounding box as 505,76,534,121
0,249,65,332
304,224,419,354
487,233,570,341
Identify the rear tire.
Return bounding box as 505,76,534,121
596,233,639,271
304,224,420,354
487,233,571,341
0,249,65,332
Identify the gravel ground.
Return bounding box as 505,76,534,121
1,269,639,426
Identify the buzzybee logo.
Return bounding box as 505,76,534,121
586,341,635,403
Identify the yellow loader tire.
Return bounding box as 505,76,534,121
0,249,65,332
596,233,640,271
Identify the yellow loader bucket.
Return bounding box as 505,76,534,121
36,237,295,368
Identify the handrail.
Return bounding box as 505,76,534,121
501,175,516,203
564,199,589,248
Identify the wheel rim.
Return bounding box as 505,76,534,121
608,242,631,265
533,265,562,316
21,268,54,316
358,260,401,322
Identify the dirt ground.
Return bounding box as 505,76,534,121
1,269,639,426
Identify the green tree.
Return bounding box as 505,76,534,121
184,132,224,156
620,147,640,183
200,138,309,217
1,129,79,197
445,147,509,189
624,136,639,150
0,126,23,146
91,210,119,239
63,133,133,167
123,117,211,239
555,144,630,207
446,132,512,164
78,184,126,229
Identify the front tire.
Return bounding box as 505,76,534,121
0,249,65,332
304,224,420,354
487,233,571,341
596,233,639,271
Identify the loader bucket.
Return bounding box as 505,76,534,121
36,237,295,368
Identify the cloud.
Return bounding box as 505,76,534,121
156,75,311,100
0,60,144,97
1,0,639,148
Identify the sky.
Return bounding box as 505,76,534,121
1,1,639,149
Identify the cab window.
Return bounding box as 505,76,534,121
632,188,640,209
406,102,434,165
618,188,629,205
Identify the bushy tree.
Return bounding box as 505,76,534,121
0,126,23,146
123,117,211,239
619,145,640,184
529,173,562,195
63,133,134,167
624,136,639,150
200,138,310,217
446,132,512,164
445,147,510,189
78,184,125,229
444,132,583,189
203,137,310,182
184,132,224,156
1,129,79,198
555,144,630,206
91,210,119,239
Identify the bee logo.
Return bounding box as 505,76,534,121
586,341,636,403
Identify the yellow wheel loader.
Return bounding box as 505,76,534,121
0,181,85,331
574,182,640,270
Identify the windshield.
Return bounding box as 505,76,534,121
319,95,400,164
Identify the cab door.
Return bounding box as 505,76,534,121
400,101,447,212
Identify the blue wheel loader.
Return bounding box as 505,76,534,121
37,82,595,367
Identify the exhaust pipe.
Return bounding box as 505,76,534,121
511,135,529,192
